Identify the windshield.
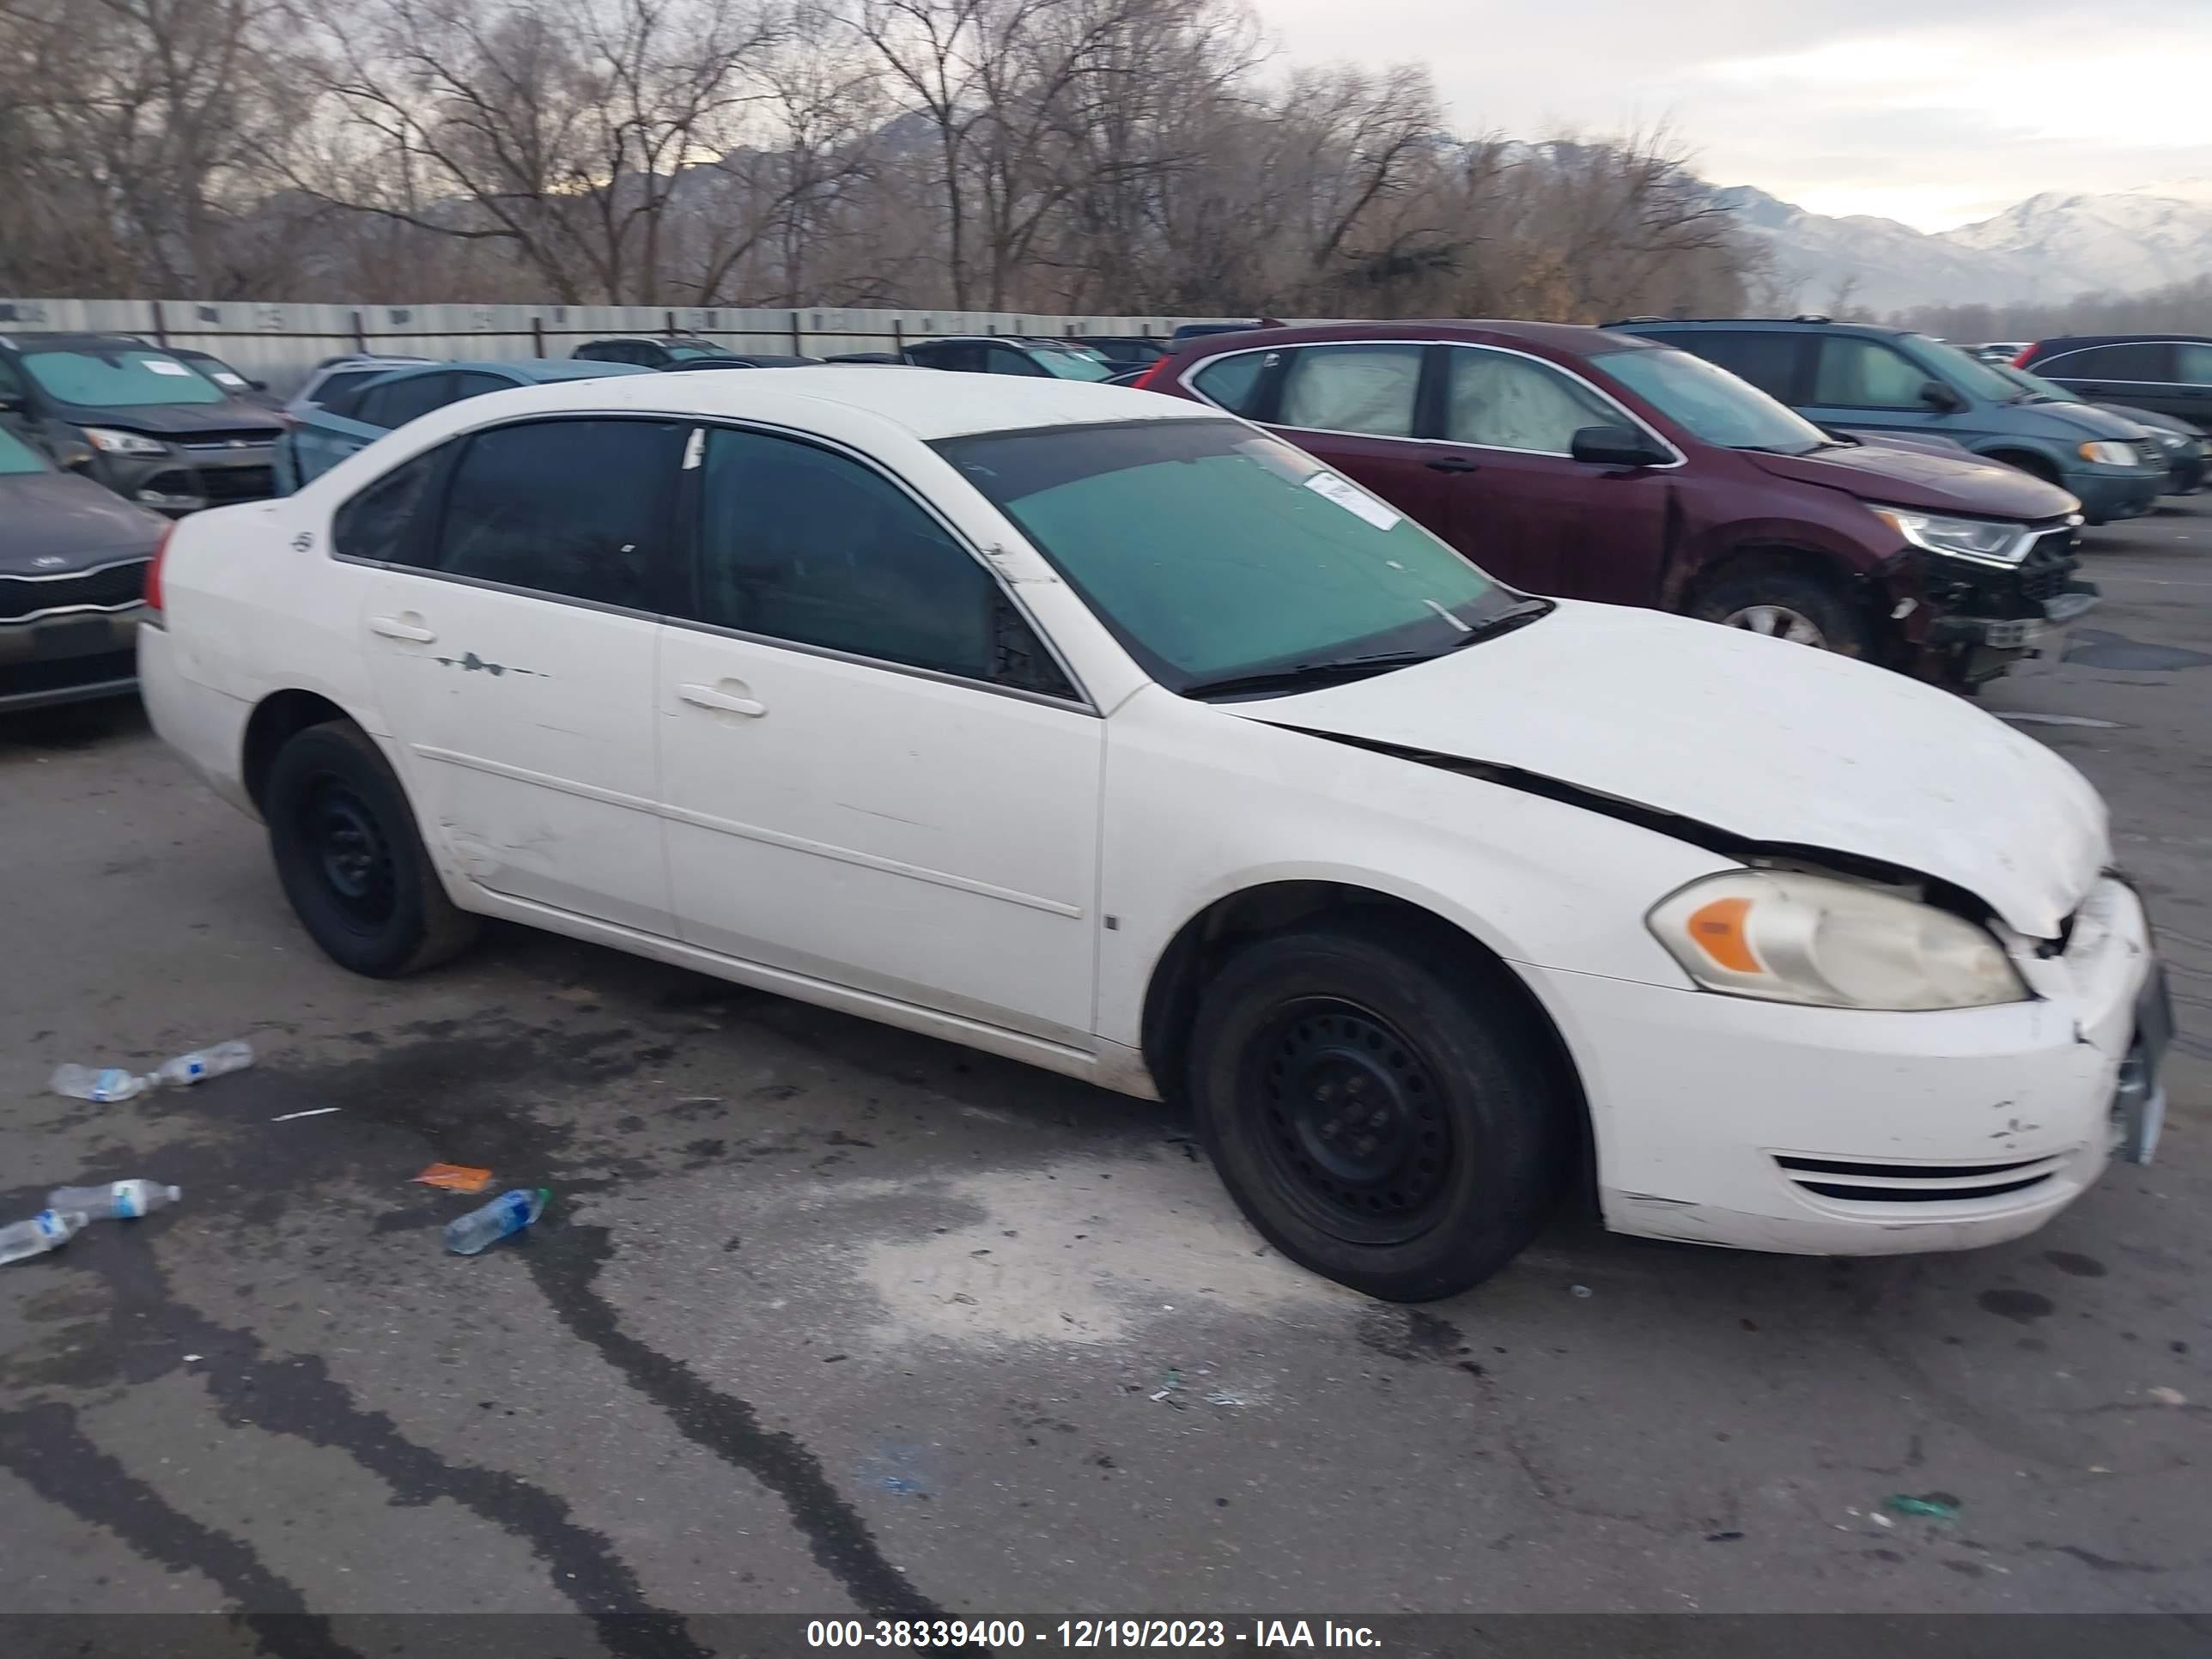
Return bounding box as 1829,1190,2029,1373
184,355,252,392
665,343,734,360
0,425,49,474
1914,337,2027,403
1595,346,1830,454
1990,362,2082,404
935,419,1524,695
22,346,227,408
1032,349,1115,382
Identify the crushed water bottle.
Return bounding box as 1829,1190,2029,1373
49,1066,151,1103
47,1181,181,1222
152,1040,254,1087
444,1188,550,1255
0,1210,89,1267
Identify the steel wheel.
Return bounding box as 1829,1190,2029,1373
1723,604,1827,647
1246,997,1455,1246
301,775,397,928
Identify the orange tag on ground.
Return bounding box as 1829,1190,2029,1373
413,1163,493,1194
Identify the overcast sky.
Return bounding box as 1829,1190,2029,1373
1250,0,2212,231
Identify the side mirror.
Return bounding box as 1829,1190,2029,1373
1570,424,1669,467
248,378,269,392
1920,380,1966,413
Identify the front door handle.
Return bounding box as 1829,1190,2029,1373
1425,454,1480,474
369,615,435,642
681,683,768,717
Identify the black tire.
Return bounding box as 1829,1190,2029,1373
1688,563,1874,659
264,720,480,977
1185,921,1573,1302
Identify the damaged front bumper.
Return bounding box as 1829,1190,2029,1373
1527,875,2157,1258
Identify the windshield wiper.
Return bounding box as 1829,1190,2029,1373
1184,601,1554,699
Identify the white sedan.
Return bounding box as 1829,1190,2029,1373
139,368,2171,1300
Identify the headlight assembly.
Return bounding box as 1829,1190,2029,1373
80,427,169,458
1866,504,2030,568
1647,871,2029,1011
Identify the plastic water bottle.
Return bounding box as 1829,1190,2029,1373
444,1189,550,1255
47,1181,181,1221
152,1041,254,1087
49,1066,151,1103
0,1210,89,1267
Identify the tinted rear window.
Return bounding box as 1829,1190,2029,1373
2037,342,2172,380
1647,331,1805,401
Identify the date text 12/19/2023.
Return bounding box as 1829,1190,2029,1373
805,1621,1382,1649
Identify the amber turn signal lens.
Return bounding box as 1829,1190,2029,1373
1686,896,1759,973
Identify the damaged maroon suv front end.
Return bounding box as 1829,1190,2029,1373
1141,321,2096,689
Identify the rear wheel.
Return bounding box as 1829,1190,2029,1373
1186,921,1573,1302
1690,564,1873,659
264,721,479,977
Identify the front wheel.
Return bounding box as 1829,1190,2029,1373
1186,922,1573,1302
264,720,480,977
1690,564,1874,659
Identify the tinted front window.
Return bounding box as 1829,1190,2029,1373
1653,330,1803,400
22,347,226,408
937,419,1504,692
986,348,1048,377
433,419,683,607
443,371,513,405
1811,337,1930,409
0,425,49,474
1189,351,1271,416
1595,346,1828,453
311,368,386,416
1277,344,1422,436
334,448,443,564
1443,348,1622,453
2037,342,2169,380
689,428,1018,682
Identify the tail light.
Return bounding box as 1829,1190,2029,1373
143,522,174,621
2012,344,2039,367
1130,356,1172,391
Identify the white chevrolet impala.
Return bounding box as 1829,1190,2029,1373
140,368,2172,1299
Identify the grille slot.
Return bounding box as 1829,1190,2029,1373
173,434,275,452
1775,1152,2064,1206
0,559,149,623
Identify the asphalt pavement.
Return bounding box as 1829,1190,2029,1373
2,500,2207,1638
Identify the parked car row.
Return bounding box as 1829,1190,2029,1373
138,364,2172,1300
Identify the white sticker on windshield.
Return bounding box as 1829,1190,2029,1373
212,372,246,386
1304,471,1401,531
143,359,191,376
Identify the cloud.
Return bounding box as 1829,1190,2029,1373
1247,0,2212,229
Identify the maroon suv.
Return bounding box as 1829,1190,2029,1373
1139,322,2096,686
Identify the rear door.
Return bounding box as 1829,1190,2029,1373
354,416,687,933
1427,343,1673,601
1244,343,1459,544
2168,344,2212,433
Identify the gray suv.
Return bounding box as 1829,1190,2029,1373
1609,318,2167,525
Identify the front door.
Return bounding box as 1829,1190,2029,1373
349,416,687,933
656,423,1101,1041
1426,343,1673,602
1798,334,1959,443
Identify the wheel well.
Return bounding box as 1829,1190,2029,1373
241,690,352,813
1680,543,1856,611
1139,882,1593,1189
1984,447,2059,484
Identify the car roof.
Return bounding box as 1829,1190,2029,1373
1169,319,1675,358
1608,316,1907,337
371,358,654,384
375,363,1215,445
0,331,190,353
2030,332,2212,348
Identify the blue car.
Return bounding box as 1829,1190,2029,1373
274,359,651,492
1607,318,2168,525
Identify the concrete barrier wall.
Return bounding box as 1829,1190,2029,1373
0,297,1220,394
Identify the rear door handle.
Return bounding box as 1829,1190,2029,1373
369,615,435,642
1425,454,1480,474
680,684,768,717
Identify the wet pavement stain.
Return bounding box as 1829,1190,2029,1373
2063,629,2212,672
1978,1288,2057,1323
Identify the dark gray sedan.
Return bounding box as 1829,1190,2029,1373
0,424,168,713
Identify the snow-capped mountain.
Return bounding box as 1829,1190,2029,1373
1711,179,2212,313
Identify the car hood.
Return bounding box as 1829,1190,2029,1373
0,471,167,571
2100,403,2197,441
1221,600,2105,938
51,399,284,440
2021,400,2151,441
1741,442,2075,519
